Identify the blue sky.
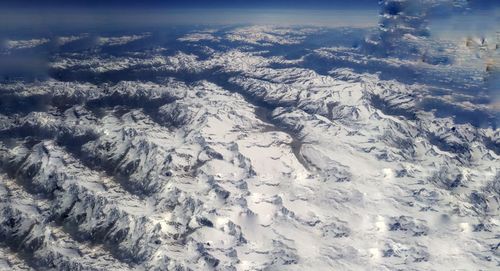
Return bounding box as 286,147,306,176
0,0,383,32
2,0,378,9
0,0,497,34
2,0,499,9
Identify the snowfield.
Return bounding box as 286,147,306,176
0,11,499,271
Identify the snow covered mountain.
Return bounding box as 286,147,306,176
0,5,499,270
